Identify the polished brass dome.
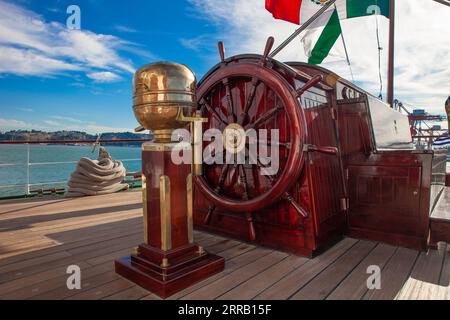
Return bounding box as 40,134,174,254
133,62,196,142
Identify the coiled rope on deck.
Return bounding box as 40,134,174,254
65,147,129,197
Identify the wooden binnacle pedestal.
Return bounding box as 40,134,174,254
115,142,224,298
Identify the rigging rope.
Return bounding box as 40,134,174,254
335,4,355,82
374,1,383,100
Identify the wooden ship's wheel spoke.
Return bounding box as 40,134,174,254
195,36,306,223
222,77,237,123
245,106,284,130
203,164,230,225
238,164,256,241
199,98,229,126
240,78,261,126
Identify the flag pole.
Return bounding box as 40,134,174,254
269,0,337,58
387,0,395,107
335,4,354,82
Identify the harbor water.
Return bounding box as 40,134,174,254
0,144,142,197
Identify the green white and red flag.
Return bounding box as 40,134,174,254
265,0,390,64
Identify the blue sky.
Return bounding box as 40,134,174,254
0,0,449,133
0,0,223,133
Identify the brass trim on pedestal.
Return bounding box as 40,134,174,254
186,173,193,244
178,110,207,176
142,174,148,244
160,175,172,251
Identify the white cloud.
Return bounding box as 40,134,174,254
0,117,133,134
87,71,122,83
84,123,134,134
56,30,135,73
0,118,33,131
51,116,82,123
187,0,450,117
0,1,144,79
114,25,138,33
180,34,216,51
0,46,82,76
18,107,33,112
43,119,61,127
42,121,133,134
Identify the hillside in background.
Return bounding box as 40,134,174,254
0,130,153,146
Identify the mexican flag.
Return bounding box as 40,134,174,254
266,0,390,64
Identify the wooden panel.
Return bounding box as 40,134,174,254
336,102,373,158
349,165,421,223
347,161,429,251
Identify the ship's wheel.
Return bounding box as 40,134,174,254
194,38,310,240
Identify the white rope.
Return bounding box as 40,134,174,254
65,146,129,198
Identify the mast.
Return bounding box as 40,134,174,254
387,0,395,107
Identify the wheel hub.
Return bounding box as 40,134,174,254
223,123,246,155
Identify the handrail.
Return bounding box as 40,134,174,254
0,181,67,189
413,135,449,139
0,139,148,197
0,159,141,168
0,139,151,145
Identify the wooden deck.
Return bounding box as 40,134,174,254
0,189,449,300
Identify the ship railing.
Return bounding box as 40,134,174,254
0,139,151,198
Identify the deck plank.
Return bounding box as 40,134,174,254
396,248,446,300
290,240,377,300
103,285,151,300
66,278,134,300
326,243,397,300
0,221,142,265
0,191,446,300
0,239,139,284
167,246,268,300
363,247,419,300
437,250,450,299
0,261,91,298
254,238,358,300
218,254,309,300
182,251,288,300
1,262,114,300
430,187,450,221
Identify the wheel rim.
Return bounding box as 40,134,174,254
195,62,306,213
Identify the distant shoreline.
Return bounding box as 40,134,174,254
0,130,153,147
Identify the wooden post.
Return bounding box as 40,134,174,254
115,143,224,298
